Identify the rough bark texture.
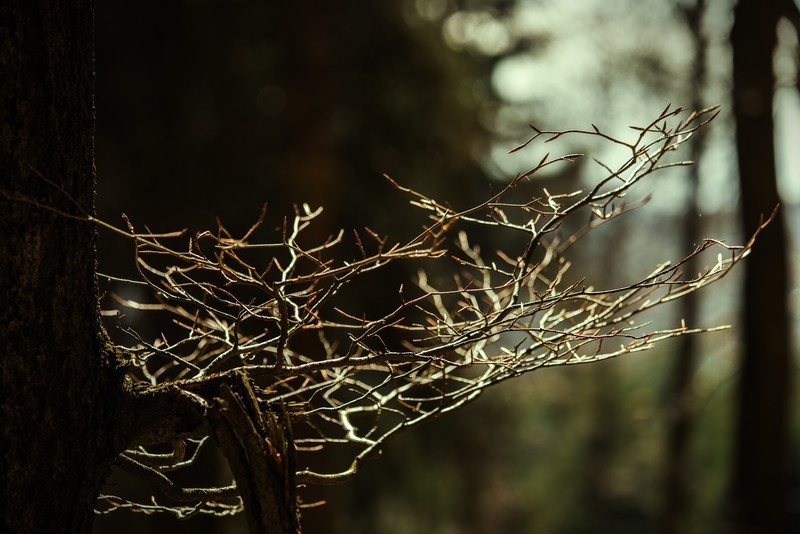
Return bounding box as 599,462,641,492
729,0,792,531
207,372,302,533
0,1,125,531
1,3,304,532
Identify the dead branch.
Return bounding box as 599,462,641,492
95,106,760,521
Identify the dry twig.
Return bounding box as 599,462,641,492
94,106,763,519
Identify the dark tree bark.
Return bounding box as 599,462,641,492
728,0,793,531
1,2,302,532
207,373,302,533
0,0,126,531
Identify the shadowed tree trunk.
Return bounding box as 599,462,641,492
0,0,125,531
728,0,793,531
1,2,301,532
659,3,707,533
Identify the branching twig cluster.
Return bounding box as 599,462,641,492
94,106,767,518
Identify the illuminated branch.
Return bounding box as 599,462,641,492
94,106,763,520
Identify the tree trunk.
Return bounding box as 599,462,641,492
1,3,304,532
0,0,126,531
728,0,792,531
659,4,707,533
207,372,302,533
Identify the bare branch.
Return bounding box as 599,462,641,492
97,106,760,518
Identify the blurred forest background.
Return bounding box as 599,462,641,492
93,0,799,532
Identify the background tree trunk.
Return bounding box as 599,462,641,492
0,1,125,531
728,0,792,531
659,3,707,533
